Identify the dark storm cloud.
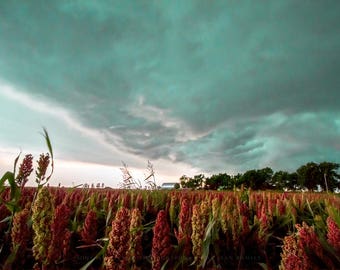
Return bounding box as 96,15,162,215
0,0,339,174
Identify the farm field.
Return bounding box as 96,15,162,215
0,187,339,270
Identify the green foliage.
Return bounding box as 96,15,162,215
297,162,340,192
180,174,205,189
205,173,232,190
238,167,273,190
319,162,340,191
0,187,339,269
42,127,54,182
183,161,339,192
0,128,54,267
0,151,22,211
0,172,20,213
272,171,298,190
80,238,109,270
0,153,23,246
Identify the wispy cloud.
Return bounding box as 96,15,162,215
126,95,210,142
0,80,199,185
0,81,124,152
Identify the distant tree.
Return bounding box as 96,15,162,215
205,173,232,190
271,171,288,190
297,162,322,191
180,174,205,189
257,167,274,189
232,173,243,188
177,161,339,192
174,183,180,189
192,174,205,189
272,171,299,190
287,172,299,190
318,162,340,192
239,167,273,190
180,175,191,188
238,170,256,189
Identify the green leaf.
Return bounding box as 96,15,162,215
42,127,53,159
0,171,13,189
258,262,268,270
0,216,12,224
3,244,19,268
5,200,19,213
0,171,20,207
42,127,54,182
201,219,216,267
79,254,99,270
327,205,340,228
13,151,21,178
105,208,112,227
306,198,314,218
203,219,215,242
161,259,169,270
317,230,340,263
76,244,100,249
142,220,156,233
80,239,108,270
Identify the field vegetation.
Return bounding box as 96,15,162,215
0,130,339,269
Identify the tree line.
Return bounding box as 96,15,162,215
179,161,340,192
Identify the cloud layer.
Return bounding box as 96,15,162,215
0,1,339,184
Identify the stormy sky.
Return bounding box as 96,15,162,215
0,1,339,187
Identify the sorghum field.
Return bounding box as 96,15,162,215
0,186,339,270
1,131,339,269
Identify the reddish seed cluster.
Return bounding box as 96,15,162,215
129,208,143,266
326,216,340,253
220,198,232,248
295,222,334,269
152,210,172,270
296,222,321,263
11,205,31,266
80,209,98,244
191,200,210,265
277,198,286,216
279,234,305,270
1,186,340,269
62,230,73,259
105,207,131,270
16,154,33,188
35,153,50,183
52,187,67,207
121,192,131,209
64,188,84,209
169,194,179,228
32,187,54,267
175,197,192,257
135,192,144,212
48,203,71,264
